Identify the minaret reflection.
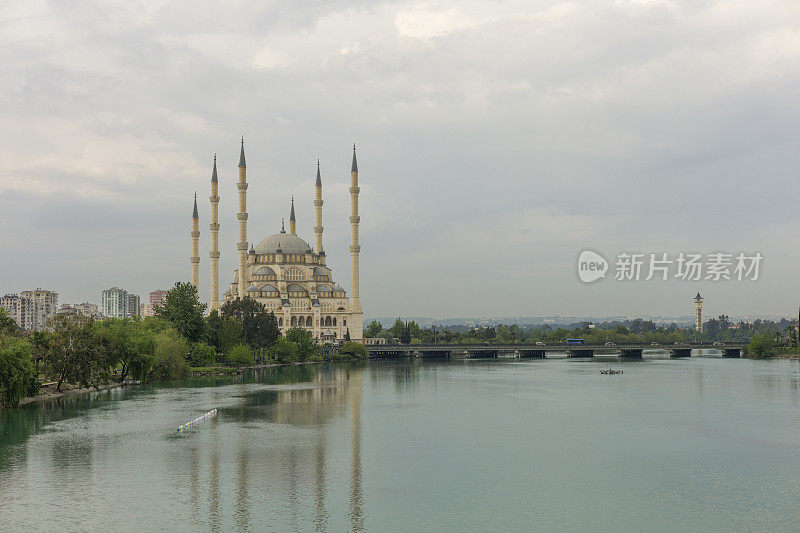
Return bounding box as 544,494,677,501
209,430,221,533
314,434,328,531
349,368,365,532
189,447,200,526
234,446,250,531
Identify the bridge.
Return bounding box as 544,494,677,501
366,343,747,360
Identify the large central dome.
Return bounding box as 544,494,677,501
254,233,313,254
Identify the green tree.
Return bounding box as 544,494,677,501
219,317,244,355
0,336,38,407
150,329,189,380
338,341,368,359
285,327,320,361
94,319,155,382
45,315,100,391
389,318,406,339
155,282,206,342
400,322,411,344
269,337,300,363
27,330,51,376
227,344,254,366
205,309,223,351
747,333,776,359
0,308,17,336
365,321,383,338
189,342,216,367
220,298,280,352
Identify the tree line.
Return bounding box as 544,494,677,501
364,313,800,355
0,282,366,408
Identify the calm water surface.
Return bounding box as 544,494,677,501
2,356,800,532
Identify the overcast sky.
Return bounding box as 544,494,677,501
1,0,799,320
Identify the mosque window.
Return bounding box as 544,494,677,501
285,267,304,281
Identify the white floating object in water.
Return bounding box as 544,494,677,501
177,409,218,432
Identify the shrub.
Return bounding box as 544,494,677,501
747,333,776,359
190,342,216,367
150,329,189,380
226,344,254,367
337,342,368,360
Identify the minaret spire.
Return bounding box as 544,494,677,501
190,192,200,290
314,159,324,255
236,137,249,299
348,143,363,337
289,195,296,235
281,218,285,233
209,154,221,311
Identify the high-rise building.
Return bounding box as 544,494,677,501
149,289,168,308
101,287,129,318
20,289,58,329
76,302,99,317
127,294,141,318
1,294,42,331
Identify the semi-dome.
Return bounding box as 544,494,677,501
254,233,313,255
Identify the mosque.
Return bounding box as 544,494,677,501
190,138,363,341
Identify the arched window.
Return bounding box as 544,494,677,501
285,267,304,281
333,317,337,326
260,284,279,297
279,317,283,326
306,316,313,327
291,316,297,326
343,319,347,326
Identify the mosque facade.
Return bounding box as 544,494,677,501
191,139,363,341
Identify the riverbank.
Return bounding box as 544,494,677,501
18,379,142,407
10,358,365,408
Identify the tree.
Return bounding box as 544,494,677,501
400,322,412,344
150,329,189,380
205,309,223,351
285,327,320,361
389,318,406,339
219,317,244,355
344,328,351,342
227,344,254,366
364,321,383,338
27,330,51,376
269,337,299,363
0,336,37,407
94,319,155,382
747,333,775,359
155,282,206,342
0,308,17,336
338,341,368,359
189,342,216,367
45,315,100,391
220,297,280,352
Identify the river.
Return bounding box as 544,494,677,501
2,356,800,531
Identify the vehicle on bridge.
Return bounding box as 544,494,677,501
566,338,585,346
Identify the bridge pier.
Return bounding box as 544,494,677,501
419,349,451,359
369,349,409,359
567,349,594,358
519,349,546,358
671,348,692,358
619,349,643,359
723,348,741,358
467,349,498,358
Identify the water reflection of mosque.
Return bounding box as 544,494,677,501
189,364,365,532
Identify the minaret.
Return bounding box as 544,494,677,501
209,155,220,311
289,196,296,235
694,292,704,332
237,137,248,299
314,160,324,254
349,144,362,315
191,192,200,290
